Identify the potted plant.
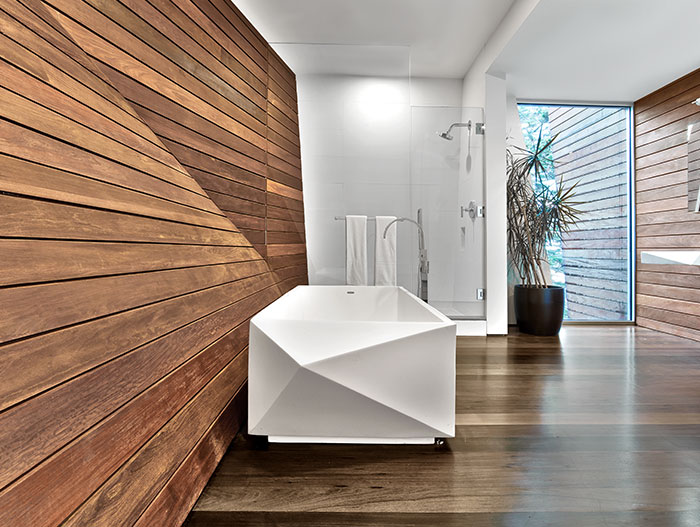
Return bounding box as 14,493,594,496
507,131,580,336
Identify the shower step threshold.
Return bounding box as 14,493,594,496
454,320,486,336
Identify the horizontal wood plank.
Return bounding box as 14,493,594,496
634,67,700,341
0,3,305,526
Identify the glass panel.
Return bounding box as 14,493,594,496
517,104,632,321
410,106,485,320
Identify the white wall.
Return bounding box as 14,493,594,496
505,91,524,324
484,74,508,334
299,75,470,298
299,74,412,287
460,0,541,333
410,77,464,107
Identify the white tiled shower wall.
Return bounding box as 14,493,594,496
298,74,411,287
297,73,484,317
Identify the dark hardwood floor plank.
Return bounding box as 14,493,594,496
186,510,700,527
186,328,700,526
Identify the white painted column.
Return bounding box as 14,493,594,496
484,73,508,335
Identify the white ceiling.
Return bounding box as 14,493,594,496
272,44,411,77
234,0,516,78
490,0,700,102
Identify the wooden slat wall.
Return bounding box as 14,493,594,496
0,1,305,526
635,67,700,342
43,0,307,291
688,122,700,211
266,47,307,292
549,106,630,320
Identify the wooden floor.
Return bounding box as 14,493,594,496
185,327,700,526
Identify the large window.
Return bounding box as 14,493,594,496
517,104,633,321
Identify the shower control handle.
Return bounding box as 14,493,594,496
461,202,484,219
461,201,478,219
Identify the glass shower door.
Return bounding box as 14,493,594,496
410,106,485,320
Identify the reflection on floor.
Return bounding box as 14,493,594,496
185,327,700,526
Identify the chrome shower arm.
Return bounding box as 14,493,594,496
446,121,471,135
437,120,472,140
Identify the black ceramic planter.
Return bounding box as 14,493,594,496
514,285,565,336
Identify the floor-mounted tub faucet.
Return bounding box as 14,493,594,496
383,210,429,302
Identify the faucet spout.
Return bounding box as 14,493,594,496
383,217,425,252
383,216,429,302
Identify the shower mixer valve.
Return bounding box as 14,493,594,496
461,201,484,219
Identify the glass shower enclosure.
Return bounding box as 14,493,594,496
410,106,486,320
273,42,487,323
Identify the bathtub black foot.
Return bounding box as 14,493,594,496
434,437,447,447
250,435,269,450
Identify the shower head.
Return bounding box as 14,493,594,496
436,121,472,141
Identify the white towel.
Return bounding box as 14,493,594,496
345,215,368,285
375,216,397,286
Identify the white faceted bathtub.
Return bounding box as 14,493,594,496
248,286,456,444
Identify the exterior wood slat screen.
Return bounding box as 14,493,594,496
549,106,631,321
0,0,306,525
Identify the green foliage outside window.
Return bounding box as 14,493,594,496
516,105,566,289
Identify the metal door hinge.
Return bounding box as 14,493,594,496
477,288,485,300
